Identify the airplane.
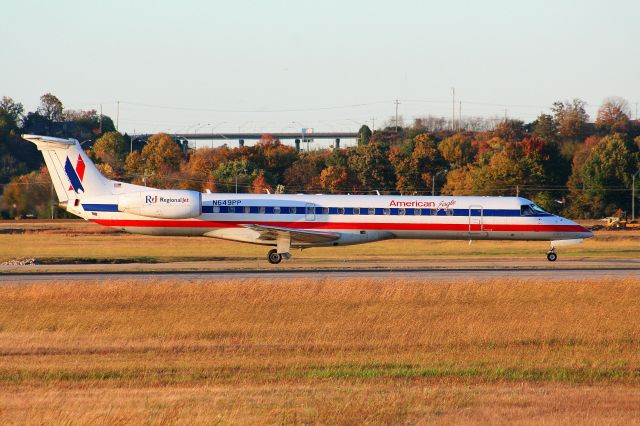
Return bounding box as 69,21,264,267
23,134,593,264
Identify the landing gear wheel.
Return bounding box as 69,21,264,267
546,251,557,262
267,249,282,264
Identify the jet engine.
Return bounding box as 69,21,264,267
118,190,202,219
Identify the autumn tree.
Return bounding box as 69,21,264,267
283,151,327,191
442,142,548,202
251,135,297,184
37,93,64,121
357,125,372,146
551,99,590,140
472,136,507,165
531,113,558,143
0,100,41,183
493,119,526,142
440,167,475,195
438,132,477,169
124,151,145,181
389,133,447,193
319,165,349,193
567,134,639,217
212,159,251,192
180,146,233,191
93,131,126,177
141,133,183,173
521,136,570,187
0,97,24,126
595,97,631,134
349,140,395,191
251,173,273,194
2,167,53,218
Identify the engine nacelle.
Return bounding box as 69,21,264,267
118,190,202,219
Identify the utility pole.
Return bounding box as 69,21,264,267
516,185,519,197
50,181,54,219
459,101,462,130
394,99,400,132
633,171,639,222
371,117,375,132
451,87,455,131
116,101,120,131
99,104,103,134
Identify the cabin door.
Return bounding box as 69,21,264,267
305,203,316,221
468,205,484,238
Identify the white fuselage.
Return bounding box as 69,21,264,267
21,134,592,258
81,193,592,247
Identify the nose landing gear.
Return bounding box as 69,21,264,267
546,248,557,262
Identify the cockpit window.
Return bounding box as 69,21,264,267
520,205,535,216
530,204,547,214
521,204,547,216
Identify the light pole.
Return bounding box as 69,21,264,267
292,121,307,151
194,123,210,150
235,168,247,194
633,170,640,222
432,169,448,196
209,122,228,148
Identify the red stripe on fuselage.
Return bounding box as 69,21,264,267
90,218,587,233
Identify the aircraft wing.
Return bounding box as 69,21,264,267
239,224,340,244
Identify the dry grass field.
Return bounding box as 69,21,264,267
1,220,639,264
1,278,640,424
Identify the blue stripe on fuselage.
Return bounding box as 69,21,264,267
82,203,119,212
81,203,552,218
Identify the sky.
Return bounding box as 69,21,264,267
2,0,640,147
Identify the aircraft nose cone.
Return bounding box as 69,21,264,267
576,223,593,238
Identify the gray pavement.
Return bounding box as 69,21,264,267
1,262,639,283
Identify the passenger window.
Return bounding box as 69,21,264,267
353,207,360,215
322,207,329,215
273,206,281,214
229,206,236,213
259,207,266,214
213,206,220,213
415,208,422,216
446,209,454,216
383,208,390,215
398,208,406,215
306,207,314,214
337,207,345,215
431,209,438,216
368,208,376,215
244,207,251,214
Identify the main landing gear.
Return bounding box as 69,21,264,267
267,249,291,264
267,249,282,264
546,248,557,262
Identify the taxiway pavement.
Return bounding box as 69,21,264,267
1,258,639,283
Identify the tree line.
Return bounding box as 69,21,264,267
1,93,639,219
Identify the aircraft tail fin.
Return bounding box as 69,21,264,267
22,134,112,205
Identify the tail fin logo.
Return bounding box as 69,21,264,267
64,155,85,193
